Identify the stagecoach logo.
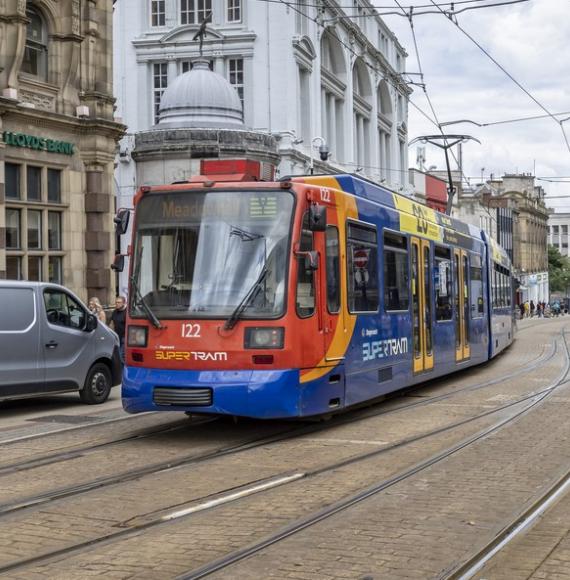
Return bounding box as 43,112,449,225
155,350,228,361
362,338,408,362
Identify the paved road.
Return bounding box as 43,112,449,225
0,317,568,579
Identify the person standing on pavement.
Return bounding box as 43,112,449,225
530,300,535,317
88,297,107,324
110,296,127,363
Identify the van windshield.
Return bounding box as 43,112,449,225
130,190,294,319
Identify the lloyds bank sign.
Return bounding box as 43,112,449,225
2,131,75,156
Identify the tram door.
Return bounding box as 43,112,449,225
454,249,471,362
411,238,434,374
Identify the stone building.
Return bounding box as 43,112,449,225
548,212,570,258
0,0,124,303
113,0,411,216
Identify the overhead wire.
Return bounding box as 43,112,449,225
426,0,570,156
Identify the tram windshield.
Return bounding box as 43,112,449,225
130,190,294,319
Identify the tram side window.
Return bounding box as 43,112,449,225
296,213,315,317
347,221,379,313
326,226,340,313
434,246,452,321
470,254,484,318
383,231,409,311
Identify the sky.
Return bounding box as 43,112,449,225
379,0,570,212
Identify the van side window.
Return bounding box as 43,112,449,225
43,289,86,330
0,288,35,331
347,221,379,313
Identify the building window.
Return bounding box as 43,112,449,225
27,210,42,250
153,62,168,124
227,0,241,22
6,209,21,250
6,163,20,199
47,168,61,203
48,212,62,250
181,0,211,25
27,166,42,201
28,256,43,282
181,59,213,74
151,0,166,26
48,256,63,284
22,8,48,80
6,257,22,280
6,164,66,284
228,58,244,107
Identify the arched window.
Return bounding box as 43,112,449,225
352,58,372,171
320,30,346,161
22,8,48,80
377,80,393,182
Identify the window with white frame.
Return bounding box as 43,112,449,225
181,0,212,25
152,62,168,123
352,58,372,172
5,163,65,283
227,0,241,22
151,0,166,26
377,80,393,182
228,58,244,109
320,31,346,162
181,60,213,74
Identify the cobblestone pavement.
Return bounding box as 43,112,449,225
0,318,567,579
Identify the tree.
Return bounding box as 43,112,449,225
548,245,570,293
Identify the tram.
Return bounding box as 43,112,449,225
116,172,515,419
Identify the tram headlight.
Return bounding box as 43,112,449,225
127,325,148,347
245,327,284,349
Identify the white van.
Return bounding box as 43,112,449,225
0,281,121,404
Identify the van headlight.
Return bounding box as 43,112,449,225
244,327,284,349
128,325,148,347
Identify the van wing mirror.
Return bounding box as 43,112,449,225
308,203,327,231
85,313,98,332
111,254,125,272
114,208,131,235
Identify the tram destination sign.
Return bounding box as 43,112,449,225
2,131,75,156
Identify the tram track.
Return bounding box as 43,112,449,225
0,331,568,576
0,328,555,483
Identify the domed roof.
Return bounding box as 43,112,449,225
157,59,244,128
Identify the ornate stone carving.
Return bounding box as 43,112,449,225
72,0,80,35
17,0,26,16
19,89,56,111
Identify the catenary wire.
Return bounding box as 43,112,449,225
427,0,570,156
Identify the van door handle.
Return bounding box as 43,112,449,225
45,341,58,349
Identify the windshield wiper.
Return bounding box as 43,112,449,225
223,265,269,331
130,275,164,329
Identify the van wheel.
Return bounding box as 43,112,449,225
80,363,112,405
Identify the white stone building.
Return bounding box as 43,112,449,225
548,212,570,258
113,0,411,208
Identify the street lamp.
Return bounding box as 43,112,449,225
309,136,330,175
408,134,481,215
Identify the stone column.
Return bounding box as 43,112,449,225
84,164,113,303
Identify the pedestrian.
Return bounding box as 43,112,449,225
530,300,535,317
88,297,107,324
110,296,127,363
524,301,530,318
519,303,525,319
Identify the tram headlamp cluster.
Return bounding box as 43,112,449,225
245,327,284,349
127,325,148,347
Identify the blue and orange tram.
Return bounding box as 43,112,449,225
117,173,515,419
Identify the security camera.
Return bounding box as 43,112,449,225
319,143,330,161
